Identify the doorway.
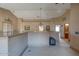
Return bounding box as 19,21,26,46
64,24,69,40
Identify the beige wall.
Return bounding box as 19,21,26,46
0,8,18,33
69,4,79,51
18,20,67,33
70,4,79,35
19,21,52,32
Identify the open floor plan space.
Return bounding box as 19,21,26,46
0,3,79,56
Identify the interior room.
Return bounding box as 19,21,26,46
0,3,79,56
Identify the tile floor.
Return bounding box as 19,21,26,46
23,39,79,56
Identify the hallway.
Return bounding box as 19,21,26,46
23,39,79,56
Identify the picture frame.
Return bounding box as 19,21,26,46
24,25,30,30
46,25,50,31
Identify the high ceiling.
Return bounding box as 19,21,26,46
0,3,71,20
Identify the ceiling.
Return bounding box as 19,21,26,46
0,3,71,21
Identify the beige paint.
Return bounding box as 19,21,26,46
18,20,66,32
0,8,18,33
22,21,51,31
69,4,79,51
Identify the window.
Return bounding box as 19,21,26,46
3,23,13,36
55,25,60,32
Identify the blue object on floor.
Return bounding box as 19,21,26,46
49,37,56,46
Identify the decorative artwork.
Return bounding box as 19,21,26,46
46,25,50,31
24,25,30,30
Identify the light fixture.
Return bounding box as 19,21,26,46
65,24,69,26
39,8,44,31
